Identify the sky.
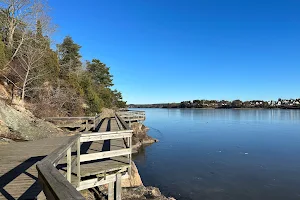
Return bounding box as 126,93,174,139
48,0,300,104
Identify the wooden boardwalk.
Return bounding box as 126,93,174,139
0,116,127,200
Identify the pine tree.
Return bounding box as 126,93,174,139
57,36,82,77
86,59,113,87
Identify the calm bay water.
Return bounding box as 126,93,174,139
132,108,300,200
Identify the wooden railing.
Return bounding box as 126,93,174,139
37,114,132,200
117,110,145,122
46,115,101,131
36,135,84,199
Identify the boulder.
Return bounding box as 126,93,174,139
0,100,64,140
122,161,143,187
131,122,158,151
122,186,175,200
100,108,115,118
0,84,9,100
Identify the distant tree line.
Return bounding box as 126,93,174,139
129,99,300,109
0,0,126,117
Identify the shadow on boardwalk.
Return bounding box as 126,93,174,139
0,156,45,200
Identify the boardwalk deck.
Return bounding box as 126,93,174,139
0,136,70,199
0,116,127,200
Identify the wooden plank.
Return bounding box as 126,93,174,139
108,182,114,200
115,113,131,130
57,124,94,128
81,130,132,137
77,139,81,186
74,159,129,177
80,132,132,142
67,147,71,182
129,135,132,176
115,173,122,200
46,117,95,121
80,149,131,162
99,118,109,132
76,173,129,191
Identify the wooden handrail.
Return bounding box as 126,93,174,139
36,134,84,199
46,114,101,131
46,114,101,121
115,113,131,130
43,135,79,166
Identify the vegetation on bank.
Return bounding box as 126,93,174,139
0,0,126,117
129,99,300,109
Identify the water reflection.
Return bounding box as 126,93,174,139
176,108,300,122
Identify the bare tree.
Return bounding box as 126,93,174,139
0,0,34,66
0,0,55,103
16,35,49,101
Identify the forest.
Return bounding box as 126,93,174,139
0,0,126,117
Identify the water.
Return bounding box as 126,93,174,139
132,108,300,200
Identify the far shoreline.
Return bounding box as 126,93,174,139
130,107,300,110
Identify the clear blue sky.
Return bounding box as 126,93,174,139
49,0,300,104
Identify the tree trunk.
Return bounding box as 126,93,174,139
8,20,16,48
10,84,14,105
21,68,30,103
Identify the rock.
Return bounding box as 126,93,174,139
122,186,147,199
122,186,175,200
146,187,162,197
122,161,143,187
80,190,96,200
0,137,14,144
131,122,158,151
101,108,115,118
0,100,65,141
80,188,107,200
0,84,9,100
0,120,10,137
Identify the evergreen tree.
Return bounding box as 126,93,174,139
80,72,104,113
57,36,82,77
86,59,113,87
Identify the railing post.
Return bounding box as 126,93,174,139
67,147,71,182
115,173,122,200
77,138,81,187
85,120,88,131
108,181,114,200
129,135,132,176
93,116,96,131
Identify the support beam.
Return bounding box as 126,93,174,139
67,147,71,182
80,132,132,142
77,139,81,186
81,130,132,137
115,173,122,200
76,173,129,191
80,148,131,162
108,182,114,200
